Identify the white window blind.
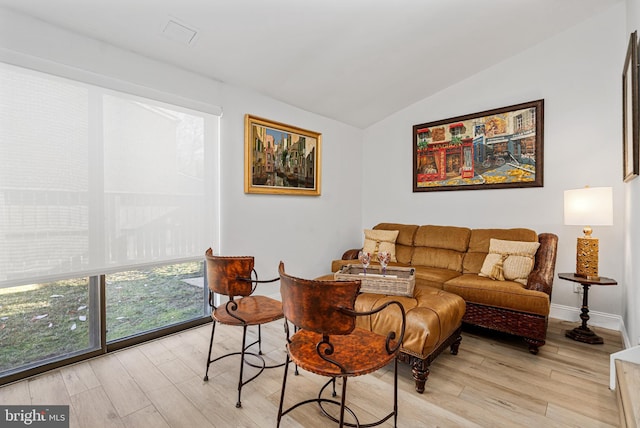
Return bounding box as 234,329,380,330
0,62,219,288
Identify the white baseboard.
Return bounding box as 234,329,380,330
550,303,631,348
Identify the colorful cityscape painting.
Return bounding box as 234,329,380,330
245,115,321,196
413,100,544,192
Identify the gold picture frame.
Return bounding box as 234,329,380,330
244,115,322,196
622,31,639,182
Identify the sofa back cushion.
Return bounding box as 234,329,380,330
463,228,538,274
363,229,400,262
373,223,418,265
479,238,541,285
411,225,471,272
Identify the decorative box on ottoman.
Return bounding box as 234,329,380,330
334,264,416,297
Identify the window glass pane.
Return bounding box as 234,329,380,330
105,261,205,342
0,278,97,375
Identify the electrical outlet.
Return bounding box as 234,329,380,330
573,284,581,293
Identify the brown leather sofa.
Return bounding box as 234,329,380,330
331,223,559,359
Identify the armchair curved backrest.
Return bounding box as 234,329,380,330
278,261,360,336
205,247,254,298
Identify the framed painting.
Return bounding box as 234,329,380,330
622,30,639,182
244,114,322,196
413,99,544,192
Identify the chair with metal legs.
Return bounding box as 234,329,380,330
203,247,284,408
277,262,406,427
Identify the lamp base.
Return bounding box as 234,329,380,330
575,236,599,280
565,326,604,344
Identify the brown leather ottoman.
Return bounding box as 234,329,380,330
316,275,465,393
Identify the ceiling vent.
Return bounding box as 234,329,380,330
162,18,198,46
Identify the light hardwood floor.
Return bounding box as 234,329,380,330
0,318,623,427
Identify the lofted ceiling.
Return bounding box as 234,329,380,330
0,0,622,128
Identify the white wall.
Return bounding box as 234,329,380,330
625,0,640,347
0,8,364,291
363,4,627,325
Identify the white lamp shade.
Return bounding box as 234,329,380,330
564,187,613,226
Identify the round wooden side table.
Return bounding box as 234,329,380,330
557,273,617,344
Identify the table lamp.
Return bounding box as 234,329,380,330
563,187,613,279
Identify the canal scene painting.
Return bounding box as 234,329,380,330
245,115,321,196
413,100,544,192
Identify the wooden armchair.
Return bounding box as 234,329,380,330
203,248,283,408
277,261,406,427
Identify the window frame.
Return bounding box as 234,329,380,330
0,58,219,385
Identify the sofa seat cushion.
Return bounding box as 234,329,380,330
443,274,550,316
355,285,465,359
413,266,462,290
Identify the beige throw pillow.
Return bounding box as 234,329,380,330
479,238,540,285
363,229,399,262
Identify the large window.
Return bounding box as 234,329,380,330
0,62,219,382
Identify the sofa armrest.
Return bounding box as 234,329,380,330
342,248,361,260
526,233,558,297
